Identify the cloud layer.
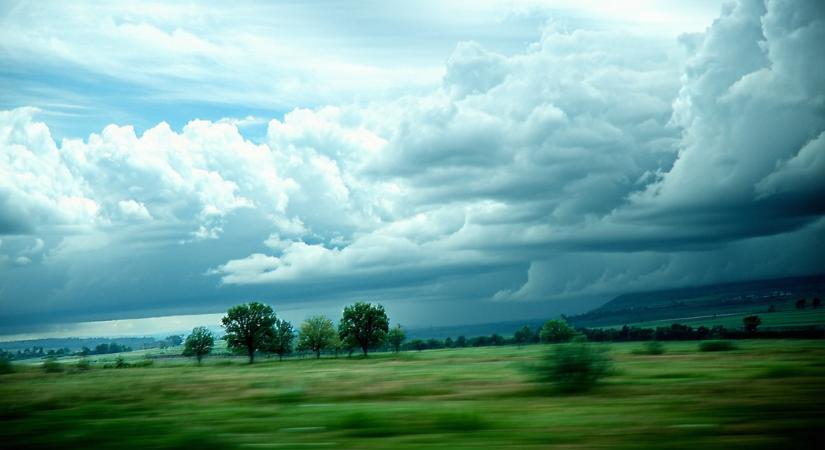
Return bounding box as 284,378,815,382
1,0,823,334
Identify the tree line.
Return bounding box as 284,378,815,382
0,342,133,361
182,301,393,364
178,302,825,365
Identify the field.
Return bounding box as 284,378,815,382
2,341,824,449
612,307,825,330
566,274,824,328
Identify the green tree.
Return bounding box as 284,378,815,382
266,318,295,361
513,325,533,347
182,326,215,365
297,315,336,359
743,315,762,333
540,319,576,343
221,302,277,364
386,324,406,353
410,339,426,351
166,335,183,346
338,302,389,357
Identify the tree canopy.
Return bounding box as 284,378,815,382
297,315,337,359
540,319,576,343
221,302,277,363
266,318,296,361
182,326,215,364
387,324,406,353
338,302,389,357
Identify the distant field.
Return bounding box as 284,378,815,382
607,307,825,330
567,274,825,328
2,341,824,449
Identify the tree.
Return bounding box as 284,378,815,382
166,335,183,346
182,326,215,365
795,298,807,309
297,315,336,359
742,315,762,333
540,319,576,343
266,318,295,361
410,339,426,351
444,337,454,348
455,336,467,348
221,302,277,364
338,302,389,357
813,298,822,309
513,325,533,347
386,324,406,353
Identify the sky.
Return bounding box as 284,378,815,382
1,0,824,340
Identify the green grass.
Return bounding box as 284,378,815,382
1,341,824,449
609,307,825,330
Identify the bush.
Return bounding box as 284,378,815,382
0,358,13,374
76,359,91,371
42,357,63,373
634,341,666,355
115,356,129,368
533,337,611,393
699,341,736,352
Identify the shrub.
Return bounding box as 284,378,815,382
699,341,736,352
743,315,761,333
634,341,666,355
76,359,91,371
0,358,13,374
42,357,63,373
533,337,611,393
115,356,129,368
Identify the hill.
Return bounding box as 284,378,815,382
0,336,159,353
566,274,825,328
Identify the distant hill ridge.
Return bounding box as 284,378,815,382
567,273,825,327
0,336,158,352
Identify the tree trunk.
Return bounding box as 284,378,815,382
362,345,368,357
196,354,202,365
248,347,255,364
315,349,320,359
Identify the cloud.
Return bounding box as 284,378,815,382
118,200,153,221
0,108,99,233
0,0,823,334
603,0,825,242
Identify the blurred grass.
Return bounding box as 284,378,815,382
0,340,823,449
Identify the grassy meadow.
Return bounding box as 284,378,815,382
615,307,825,330
2,340,824,449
